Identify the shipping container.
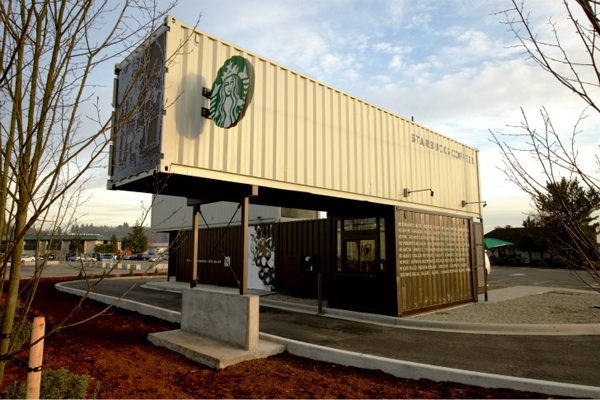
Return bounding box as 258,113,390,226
112,15,488,317
151,195,319,232
109,16,483,217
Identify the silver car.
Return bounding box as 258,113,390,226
21,254,36,262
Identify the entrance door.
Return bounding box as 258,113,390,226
343,238,377,273
330,217,392,315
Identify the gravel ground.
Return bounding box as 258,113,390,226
412,290,600,324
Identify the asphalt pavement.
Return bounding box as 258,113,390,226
488,265,600,290
55,276,600,398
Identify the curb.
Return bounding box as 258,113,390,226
55,281,181,324
55,280,600,398
259,333,600,399
260,299,600,336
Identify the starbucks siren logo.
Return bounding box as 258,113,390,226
210,55,255,129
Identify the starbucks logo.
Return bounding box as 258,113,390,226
210,55,255,129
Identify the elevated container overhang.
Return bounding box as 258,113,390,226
109,16,483,218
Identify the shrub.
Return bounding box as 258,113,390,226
2,367,101,399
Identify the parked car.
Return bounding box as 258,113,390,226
67,254,81,261
97,253,115,261
148,255,160,262
136,254,151,261
82,254,96,262
21,254,36,262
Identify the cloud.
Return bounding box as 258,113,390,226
93,0,598,232
373,42,412,55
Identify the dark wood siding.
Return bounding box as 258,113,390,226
171,219,331,297
273,219,330,297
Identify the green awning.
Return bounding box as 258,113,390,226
484,237,515,249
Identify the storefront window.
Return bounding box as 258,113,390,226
346,241,359,271
360,239,376,272
344,218,377,231
336,220,342,271
379,217,386,272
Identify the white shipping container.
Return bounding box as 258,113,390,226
110,16,483,216
151,195,319,232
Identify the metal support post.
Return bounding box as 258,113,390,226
240,196,249,295
317,272,323,314
191,204,200,288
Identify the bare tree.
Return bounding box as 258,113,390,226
491,0,600,290
0,0,182,385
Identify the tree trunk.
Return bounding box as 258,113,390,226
0,206,28,384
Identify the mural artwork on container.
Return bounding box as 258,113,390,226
112,34,166,182
248,225,275,291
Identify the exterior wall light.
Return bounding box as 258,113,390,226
403,188,434,197
461,200,487,208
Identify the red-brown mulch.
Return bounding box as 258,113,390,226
2,278,555,399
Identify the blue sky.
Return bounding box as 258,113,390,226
79,0,599,232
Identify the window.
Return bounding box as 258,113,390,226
336,217,387,274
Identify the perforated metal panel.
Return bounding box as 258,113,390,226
395,209,474,314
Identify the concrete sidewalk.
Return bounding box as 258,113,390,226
56,277,600,398
143,279,600,335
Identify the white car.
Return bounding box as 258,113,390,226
21,254,36,262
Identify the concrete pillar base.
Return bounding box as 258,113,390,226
148,288,280,369
148,329,285,370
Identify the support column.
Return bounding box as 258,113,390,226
240,196,249,295
191,204,200,288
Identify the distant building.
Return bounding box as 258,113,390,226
2,234,120,258
485,227,552,264
148,242,169,254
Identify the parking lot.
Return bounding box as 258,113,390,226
9,261,600,291
12,259,168,279
488,265,599,290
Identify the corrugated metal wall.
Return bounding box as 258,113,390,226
144,16,482,216
395,209,474,314
273,219,330,297
170,226,243,287
170,219,329,296
152,195,284,232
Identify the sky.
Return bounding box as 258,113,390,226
76,0,600,233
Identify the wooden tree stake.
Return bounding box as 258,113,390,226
26,317,45,400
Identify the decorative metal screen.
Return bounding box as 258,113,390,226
396,209,474,313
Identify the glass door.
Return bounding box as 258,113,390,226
343,238,376,273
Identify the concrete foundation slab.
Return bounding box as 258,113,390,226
148,329,286,369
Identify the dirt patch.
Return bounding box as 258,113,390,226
2,278,556,399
